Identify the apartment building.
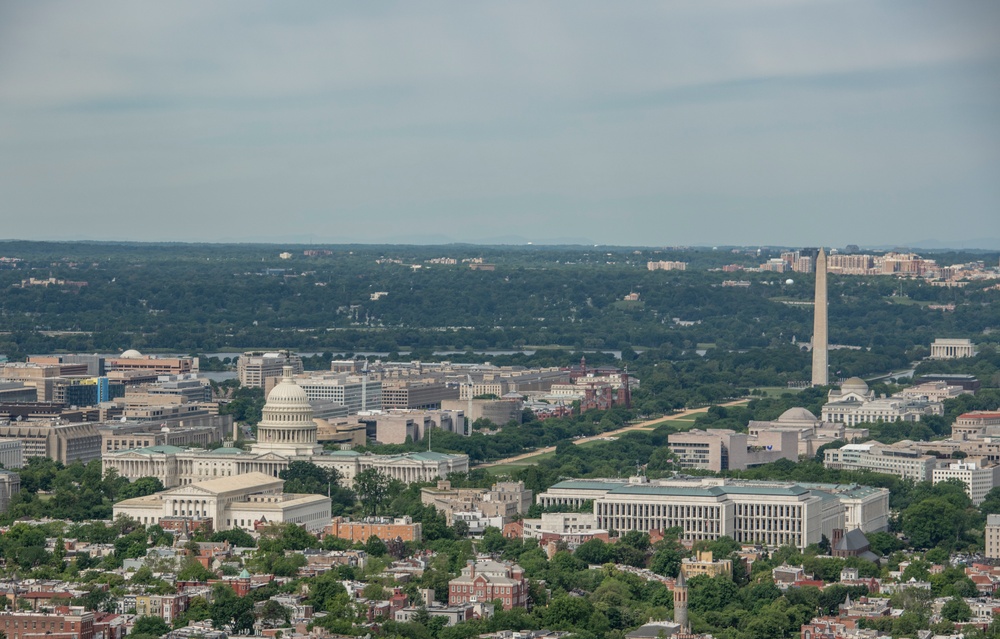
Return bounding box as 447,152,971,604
325,516,422,543
0,610,95,639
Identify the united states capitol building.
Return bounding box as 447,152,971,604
103,367,469,488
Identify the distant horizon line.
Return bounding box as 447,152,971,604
1,237,999,253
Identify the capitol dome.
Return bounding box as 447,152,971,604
265,367,311,408
841,377,869,394
120,349,143,358
778,407,818,422
252,366,321,456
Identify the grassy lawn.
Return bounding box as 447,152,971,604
886,297,932,306
752,386,803,398
485,463,534,476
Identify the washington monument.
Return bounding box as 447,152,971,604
811,247,829,386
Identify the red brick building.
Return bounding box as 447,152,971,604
0,610,94,639
325,516,422,543
448,559,528,610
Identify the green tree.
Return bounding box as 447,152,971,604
210,528,256,548
259,599,290,627
575,539,614,565
543,594,594,629
132,616,171,637
901,498,967,549
353,468,391,516
364,535,387,557
209,583,255,633
177,559,216,582
941,596,973,622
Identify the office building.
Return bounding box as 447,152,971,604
126,375,212,405
107,351,197,375
52,378,125,407
442,398,521,427
291,373,382,414
360,409,466,444
747,407,869,458
0,382,37,404
823,442,937,481
535,475,868,549
932,460,1000,506
952,411,1000,440
99,416,229,454
0,421,101,464
237,351,303,388
381,380,459,409
893,381,968,403
668,428,798,472
29,354,105,376
517,512,605,544
0,439,24,469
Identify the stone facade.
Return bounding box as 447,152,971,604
103,367,469,488
113,472,331,532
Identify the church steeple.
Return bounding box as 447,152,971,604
673,570,688,632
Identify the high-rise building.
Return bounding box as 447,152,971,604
812,248,829,386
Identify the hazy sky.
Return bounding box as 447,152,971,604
1,1,999,248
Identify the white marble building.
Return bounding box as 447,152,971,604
104,367,468,487
113,471,331,532
821,378,942,426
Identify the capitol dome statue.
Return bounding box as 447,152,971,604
251,366,323,456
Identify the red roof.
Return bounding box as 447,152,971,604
24,591,72,599
793,579,826,589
